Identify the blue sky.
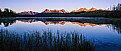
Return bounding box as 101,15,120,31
0,0,121,12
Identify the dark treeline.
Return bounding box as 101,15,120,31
105,3,121,18
0,29,95,51
17,10,121,18
35,10,107,17
105,11,121,18
17,10,108,17
0,8,16,17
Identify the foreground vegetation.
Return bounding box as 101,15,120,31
0,29,95,51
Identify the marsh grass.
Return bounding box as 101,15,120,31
0,29,95,51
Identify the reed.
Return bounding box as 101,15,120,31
0,29,95,51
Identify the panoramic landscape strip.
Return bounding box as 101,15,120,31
1,0,121,51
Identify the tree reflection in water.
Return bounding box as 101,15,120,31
0,19,16,27
0,29,95,51
107,19,121,34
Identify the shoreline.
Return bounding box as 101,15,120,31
0,11,121,18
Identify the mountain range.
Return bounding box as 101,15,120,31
18,8,103,15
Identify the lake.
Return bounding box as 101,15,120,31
0,17,121,51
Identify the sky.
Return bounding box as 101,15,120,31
0,0,121,12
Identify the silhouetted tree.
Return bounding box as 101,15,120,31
0,9,1,13
0,9,2,17
4,8,9,12
112,3,121,11
113,5,116,11
0,8,16,17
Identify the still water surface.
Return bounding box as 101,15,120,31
0,17,121,51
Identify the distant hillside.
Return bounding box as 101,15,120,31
71,8,103,12
41,9,68,13
17,11,38,15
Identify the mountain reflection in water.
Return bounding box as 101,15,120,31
18,20,102,27
0,17,121,51
0,17,121,34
